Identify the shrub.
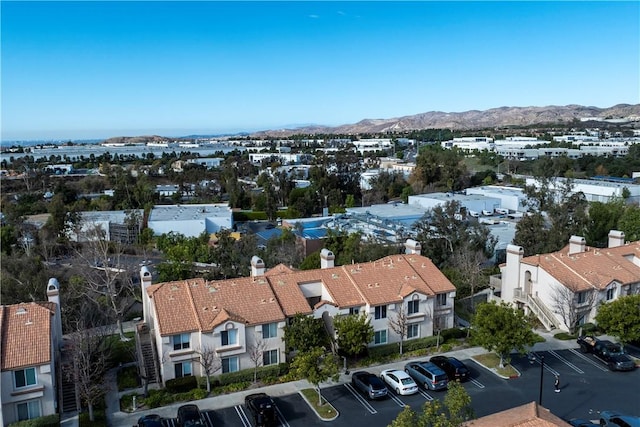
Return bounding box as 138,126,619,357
79,410,107,427
441,327,467,341
8,415,59,427
215,363,287,386
580,323,599,335
143,389,173,408
117,365,140,391
166,376,198,393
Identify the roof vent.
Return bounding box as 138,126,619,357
16,307,27,315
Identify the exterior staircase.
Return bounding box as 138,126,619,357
59,362,78,413
514,289,559,331
136,323,159,384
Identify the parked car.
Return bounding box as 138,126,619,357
351,371,388,399
137,414,163,427
404,361,449,391
600,410,640,427
430,355,470,382
245,393,278,427
177,404,205,427
380,369,418,395
577,336,636,371
567,419,599,427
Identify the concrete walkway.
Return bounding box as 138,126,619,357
101,329,586,427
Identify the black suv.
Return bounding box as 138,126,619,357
430,356,470,382
177,404,205,427
245,393,278,427
351,371,388,399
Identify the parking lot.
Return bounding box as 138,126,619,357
126,347,639,427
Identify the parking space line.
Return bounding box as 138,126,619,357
234,405,251,427
418,389,434,401
549,350,585,373
344,383,378,414
275,406,291,427
469,378,485,389
529,357,561,376
386,390,406,408
161,419,176,427
569,349,609,372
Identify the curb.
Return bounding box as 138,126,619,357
298,389,339,422
469,356,521,380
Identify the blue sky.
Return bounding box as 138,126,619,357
2,1,639,141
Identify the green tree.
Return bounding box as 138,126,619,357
283,314,329,353
618,204,640,241
414,200,495,269
595,295,640,345
584,199,625,247
289,346,340,405
514,177,589,255
471,301,537,367
387,381,474,427
333,313,374,358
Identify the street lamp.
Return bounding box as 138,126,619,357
538,355,545,406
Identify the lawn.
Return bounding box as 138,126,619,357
472,353,519,378
300,388,338,420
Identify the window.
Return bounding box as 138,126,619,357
172,333,190,351
16,401,40,421
263,349,278,366
222,356,239,373
577,291,587,304
436,293,447,306
606,288,615,301
374,305,387,320
407,300,419,315
407,324,419,339
221,329,238,346
262,323,278,339
14,368,37,388
174,361,192,378
349,307,360,315
374,330,387,345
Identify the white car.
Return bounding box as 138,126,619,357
380,369,419,395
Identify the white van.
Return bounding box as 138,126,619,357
495,208,509,215
469,211,480,218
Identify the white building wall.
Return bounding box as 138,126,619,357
0,363,56,425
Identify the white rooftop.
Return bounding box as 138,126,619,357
149,204,231,222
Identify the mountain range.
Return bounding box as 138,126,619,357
250,104,640,137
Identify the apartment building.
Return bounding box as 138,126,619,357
494,231,640,332
0,280,63,426
139,240,457,385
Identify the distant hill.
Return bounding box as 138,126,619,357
249,104,640,137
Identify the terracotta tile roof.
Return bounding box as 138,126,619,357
148,254,455,335
464,401,570,427
522,241,640,291
1,303,54,371
147,276,286,336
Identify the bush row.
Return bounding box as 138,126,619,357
8,415,59,427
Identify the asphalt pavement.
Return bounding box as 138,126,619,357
60,329,616,427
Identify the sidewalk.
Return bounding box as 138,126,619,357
67,329,581,426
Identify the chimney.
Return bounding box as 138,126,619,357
568,235,586,255
46,278,63,350
320,248,335,269
404,239,421,255
251,256,265,277
140,267,152,323
608,230,625,248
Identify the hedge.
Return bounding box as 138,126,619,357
166,375,198,393
211,363,289,386
8,415,59,427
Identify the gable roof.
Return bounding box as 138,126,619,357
147,276,286,336
148,253,455,335
464,401,570,427
1,302,54,371
521,241,640,292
